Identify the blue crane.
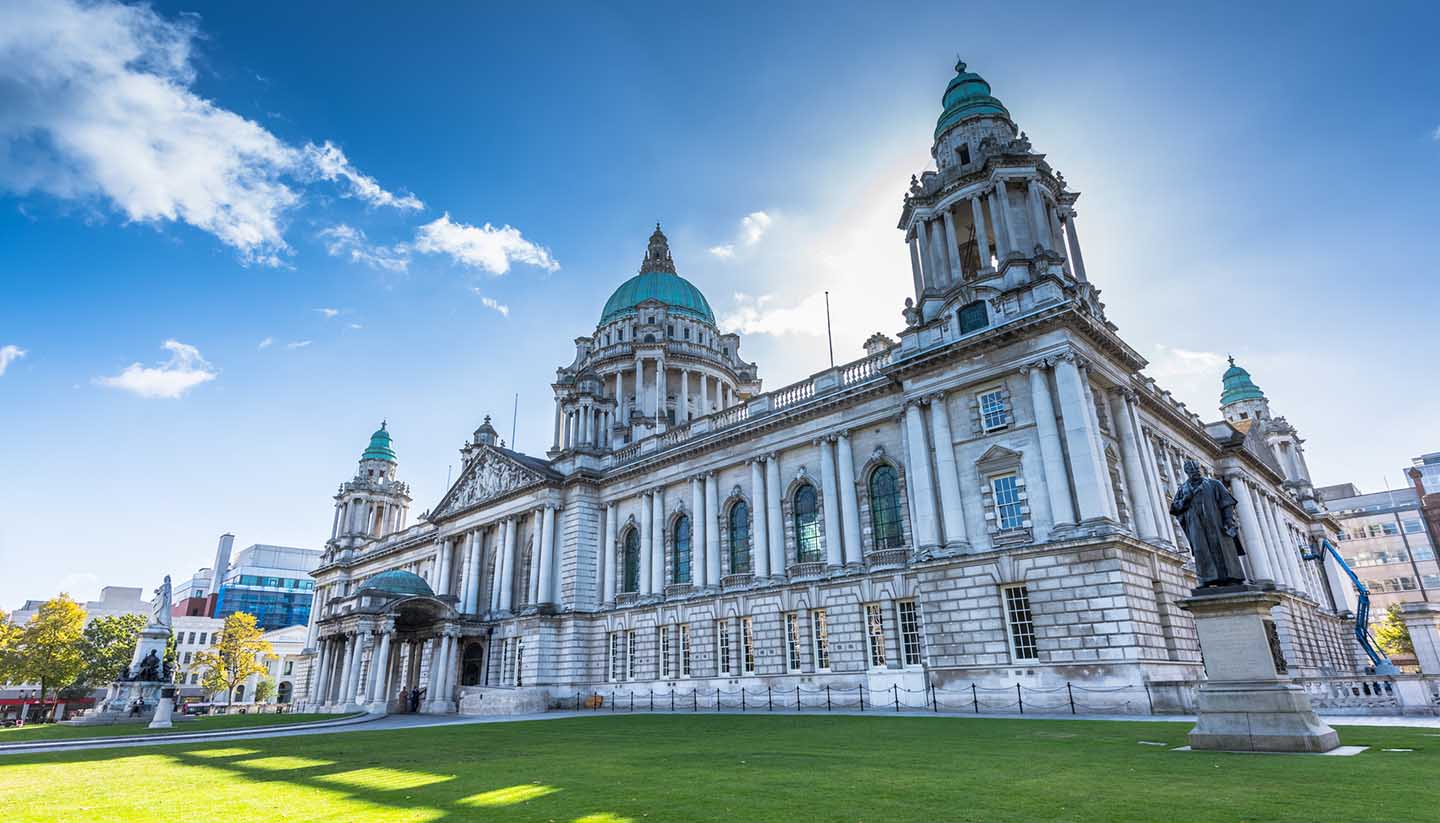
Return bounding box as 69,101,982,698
1302,538,1399,675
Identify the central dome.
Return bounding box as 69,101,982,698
358,569,434,598
599,225,715,326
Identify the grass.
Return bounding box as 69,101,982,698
0,712,346,743
0,715,1436,822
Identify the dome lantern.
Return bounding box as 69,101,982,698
598,224,716,326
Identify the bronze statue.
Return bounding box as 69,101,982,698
1170,460,1248,588
137,649,162,681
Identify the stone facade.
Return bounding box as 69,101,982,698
299,61,1361,716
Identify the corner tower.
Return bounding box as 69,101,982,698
897,59,1099,339
549,225,760,459
1219,359,1318,511
328,422,413,549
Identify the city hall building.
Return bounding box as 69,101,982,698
300,62,1361,715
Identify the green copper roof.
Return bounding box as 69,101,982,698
358,569,433,598
361,421,397,462
599,225,715,326
1220,357,1266,405
935,59,1010,138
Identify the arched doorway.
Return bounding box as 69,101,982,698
277,681,293,704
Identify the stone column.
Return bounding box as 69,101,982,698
908,233,924,298
1026,361,1075,528
346,632,367,705
634,357,644,415
603,502,618,605
540,504,558,605
488,522,503,612
987,185,1010,258
1062,210,1089,282
1052,354,1110,522
368,628,393,707
766,453,785,577
942,207,963,282
969,195,991,270
1027,180,1052,251
1076,364,1118,521
527,509,544,605
330,506,342,541
691,477,707,586
640,492,654,595
704,473,721,586
469,530,484,613
1261,494,1298,591
680,369,690,422
654,360,664,422
336,635,355,706
309,638,330,703
750,459,770,577
552,398,562,450
615,372,625,426
1228,475,1275,583
1401,602,1440,675
1108,389,1160,540
927,394,969,549
836,433,863,566
500,517,517,612
915,218,934,290
1139,429,1178,546
700,371,710,415
819,437,844,568
928,220,949,287
651,486,666,594
903,400,941,551
456,533,474,613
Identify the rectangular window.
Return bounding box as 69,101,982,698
679,624,692,678
183,651,192,663
608,631,624,682
514,638,525,687
897,600,923,667
283,661,293,676
198,633,207,645
1003,585,1039,661
1403,519,1424,534
625,630,637,681
811,609,831,671
187,632,196,644
785,613,802,672
717,619,731,675
741,617,756,674
865,604,887,668
659,626,673,680
992,474,1024,530
978,388,1009,432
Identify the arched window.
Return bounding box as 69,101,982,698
234,684,245,702
622,529,641,593
794,485,820,563
729,501,751,574
461,643,485,686
673,515,692,584
869,465,903,550
276,681,293,704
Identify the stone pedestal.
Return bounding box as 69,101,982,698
1180,587,1340,753
149,687,176,729
1400,601,1440,675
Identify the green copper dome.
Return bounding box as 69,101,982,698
599,225,715,326
361,421,397,462
358,569,433,598
1220,357,1265,405
935,59,1011,138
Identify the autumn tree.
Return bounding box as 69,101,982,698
193,612,273,706
0,614,22,686
1374,603,1414,658
14,595,88,714
74,612,148,690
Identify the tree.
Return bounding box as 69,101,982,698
74,613,148,690
193,612,273,707
254,676,276,704
14,595,87,716
0,613,22,685
1374,603,1414,658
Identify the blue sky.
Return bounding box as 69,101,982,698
3,1,1438,612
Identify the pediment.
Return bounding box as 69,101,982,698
975,444,1022,472
431,447,548,519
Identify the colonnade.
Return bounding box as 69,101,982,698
558,400,614,451
309,621,469,713
908,175,1087,295
434,506,561,615
332,496,406,539
551,361,740,452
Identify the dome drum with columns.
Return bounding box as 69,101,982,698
298,61,1363,718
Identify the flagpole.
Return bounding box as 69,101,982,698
824,290,835,368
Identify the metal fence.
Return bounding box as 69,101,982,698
551,681,1156,716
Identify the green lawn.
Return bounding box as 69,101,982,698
0,715,1436,822
0,712,346,743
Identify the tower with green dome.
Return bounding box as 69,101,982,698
327,421,412,550
1218,356,1271,429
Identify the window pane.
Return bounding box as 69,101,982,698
785,613,801,671
1004,586,1038,660
993,474,1024,530
794,486,821,562
729,502,751,573
673,515,692,584
865,604,887,667
623,529,640,593
869,466,903,550
979,389,1010,431
741,617,756,673
898,601,923,666
811,609,831,670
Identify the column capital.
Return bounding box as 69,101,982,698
922,390,948,405
766,450,781,462
1018,356,1052,375
836,429,853,442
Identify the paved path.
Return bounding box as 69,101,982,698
5,708,1437,756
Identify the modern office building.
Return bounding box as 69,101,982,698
172,536,321,631
1320,473,1440,616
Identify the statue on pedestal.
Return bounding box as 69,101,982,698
136,650,162,681
1170,460,1247,588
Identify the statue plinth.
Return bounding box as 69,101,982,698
1179,589,1339,753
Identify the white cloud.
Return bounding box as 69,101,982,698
317,224,409,272
302,141,423,211
0,344,27,375
720,291,828,336
413,213,558,275
1433,125,1440,141
472,291,510,317
257,336,273,350
286,340,312,349
348,322,363,330
95,339,216,398
314,307,340,319
709,211,773,259
55,572,101,603
0,0,416,265
1142,344,1230,417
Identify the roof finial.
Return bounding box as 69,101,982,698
1227,354,1235,367
380,418,387,431
954,55,967,73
